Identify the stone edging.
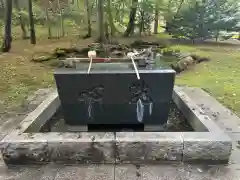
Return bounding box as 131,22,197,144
0,87,233,165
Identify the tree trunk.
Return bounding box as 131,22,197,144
85,0,91,37
57,0,65,37
165,21,171,34
165,0,172,34
14,0,27,39
154,2,159,34
215,30,219,42
139,10,144,35
76,0,80,9
173,0,184,21
98,0,105,43
107,0,116,36
0,0,4,8
1,0,12,52
105,21,109,41
199,0,206,40
28,0,36,44
45,1,52,39
123,0,138,37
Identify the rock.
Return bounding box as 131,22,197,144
116,132,183,163
190,54,211,63
198,57,211,63
31,55,52,62
190,54,201,61
170,56,194,74
111,50,125,57
178,56,194,70
170,64,181,73
177,53,191,59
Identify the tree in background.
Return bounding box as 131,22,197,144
14,0,28,39
124,0,138,37
171,0,240,42
57,0,65,37
45,1,52,38
28,0,36,44
0,0,239,52
2,0,13,52
84,0,92,37
98,0,105,43
154,1,159,34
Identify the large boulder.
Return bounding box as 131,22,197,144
171,56,195,73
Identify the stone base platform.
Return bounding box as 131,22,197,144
0,87,233,165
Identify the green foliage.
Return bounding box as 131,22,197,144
170,0,240,41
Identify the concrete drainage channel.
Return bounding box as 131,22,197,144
0,86,232,165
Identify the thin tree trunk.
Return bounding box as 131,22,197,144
165,0,172,33
28,0,36,44
98,0,105,43
85,0,91,37
76,0,80,9
124,0,138,37
1,0,12,52
57,0,65,37
215,30,219,42
173,0,184,21
14,0,27,39
45,1,52,39
0,0,4,8
105,21,109,40
154,2,159,34
139,10,144,35
199,0,206,40
107,0,116,36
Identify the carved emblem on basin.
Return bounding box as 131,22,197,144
78,85,104,119
129,80,153,122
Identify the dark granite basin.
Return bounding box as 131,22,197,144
54,69,175,127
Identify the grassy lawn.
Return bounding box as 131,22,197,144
0,24,97,111
173,44,240,117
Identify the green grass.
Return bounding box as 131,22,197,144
173,44,240,117
0,24,82,111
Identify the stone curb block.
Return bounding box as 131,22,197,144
1,132,115,165
182,132,232,162
173,86,223,132
115,132,183,163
